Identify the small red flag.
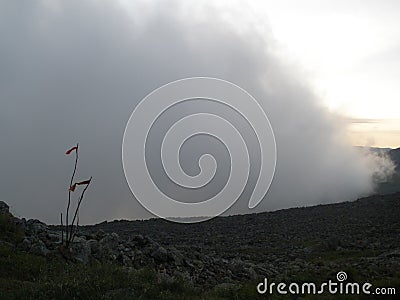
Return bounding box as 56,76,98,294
69,184,76,192
66,145,78,155
76,179,91,185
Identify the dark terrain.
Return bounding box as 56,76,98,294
1,193,400,299
83,193,400,286
0,148,399,299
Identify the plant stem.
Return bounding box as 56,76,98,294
61,212,64,246
66,143,78,247
68,177,92,245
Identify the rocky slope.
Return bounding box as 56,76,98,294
389,147,400,171
1,192,400,289
81,193,400,286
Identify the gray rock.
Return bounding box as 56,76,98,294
47,232,62,243
29,239,49,256
132,234,145,245
245,266,258,280
117,253,132,266
26,219,48,235
18,237,32,251
169,247,184,265
123,248,135,259
87,239,99,254
151,246,169,262
71,237,91,263
96,229,106,240
0,201,9,214
100,233,119,249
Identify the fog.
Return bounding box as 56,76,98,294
0,0,394,223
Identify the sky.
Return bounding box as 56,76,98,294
158,0,399,148
246,0,400,147
0,0,397,223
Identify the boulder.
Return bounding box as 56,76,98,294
151,246,169,263
71,236,91,264
18,237,32,251
26,219,48,235
47,232,62,243
29,239,49,256
117,253,132,266
0,201,10,214
87,239,100,254
100,233,120,249
169,247,184,265
95,229,106,240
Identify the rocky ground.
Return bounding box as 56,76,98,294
80,193,400,286
1,192,399,298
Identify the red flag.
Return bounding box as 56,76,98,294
66,145,78,155
76,179,91,185
69,184,76,192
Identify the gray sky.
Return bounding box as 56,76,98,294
0,0,395,224
249,0,400,147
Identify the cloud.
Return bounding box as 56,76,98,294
0,0,394,223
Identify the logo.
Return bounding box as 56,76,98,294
257,272,397,296
122,77,276,223
336,271,347,282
